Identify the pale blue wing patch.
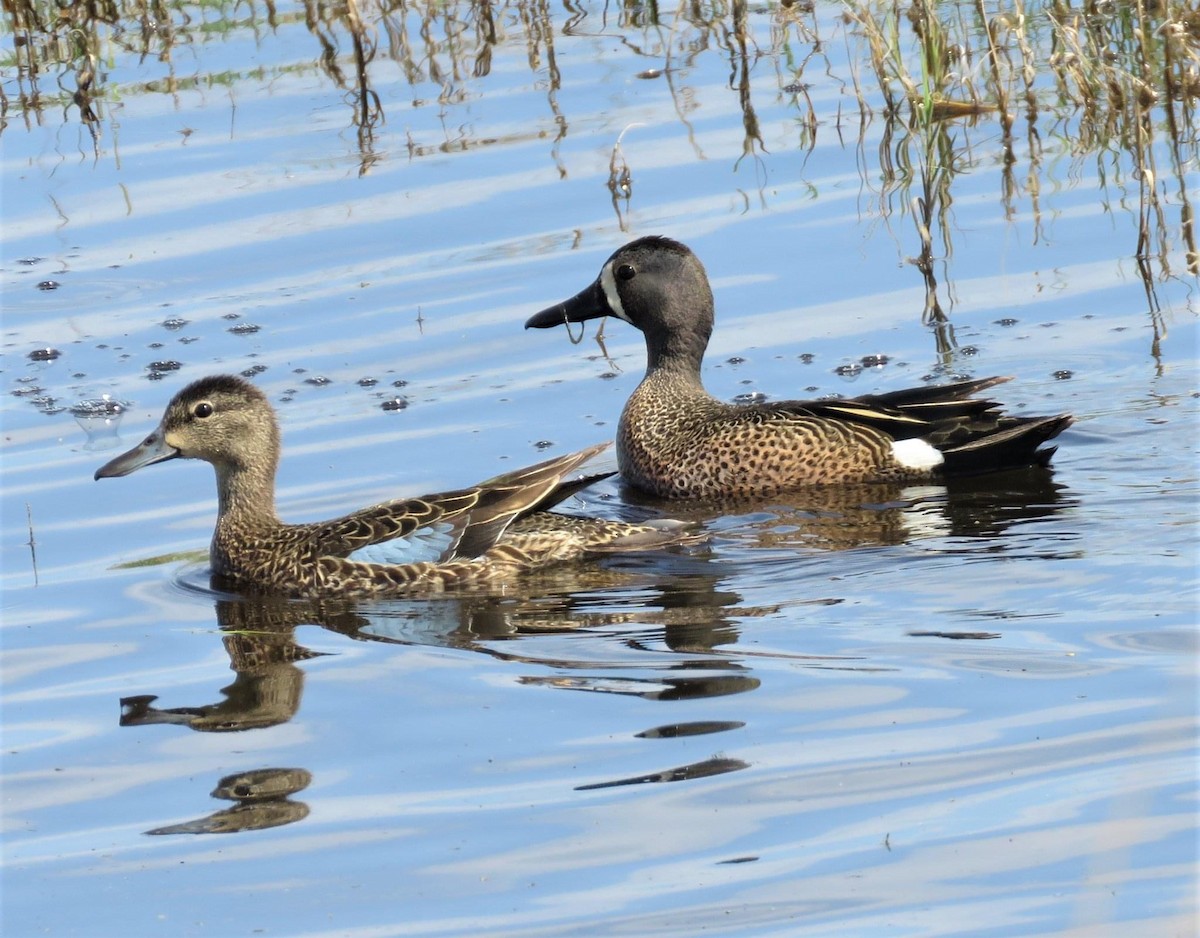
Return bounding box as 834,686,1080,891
346,520,463,566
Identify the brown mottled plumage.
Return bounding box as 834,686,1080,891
95,375,695,598
526,236,1073,499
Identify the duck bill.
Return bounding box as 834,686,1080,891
524,278,611,329
95,424,180,480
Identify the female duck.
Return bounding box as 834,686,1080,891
526,236,1073,499
95,375,691,598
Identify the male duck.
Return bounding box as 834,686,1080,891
95,375,692,598
526,235,1073,499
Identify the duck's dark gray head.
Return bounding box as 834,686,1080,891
525,236,715,373
95,375,280,480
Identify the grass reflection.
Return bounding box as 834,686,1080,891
3,0,1195,324
846,0,1197,357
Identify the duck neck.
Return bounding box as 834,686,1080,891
644,321,710,386
213,456,280,529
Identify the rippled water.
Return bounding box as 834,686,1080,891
2,0,1197,935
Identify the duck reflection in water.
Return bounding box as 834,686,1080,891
120,596,350,733
120,465,1071,802
120,466,1072,735
118,564,766,735
145,767,312,836
618,468,1075,553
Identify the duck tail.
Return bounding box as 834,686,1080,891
939,413,1074,476
519,470,614,517
865,375,1013,410
452,444,612,559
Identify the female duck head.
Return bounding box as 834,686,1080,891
95,375,281,481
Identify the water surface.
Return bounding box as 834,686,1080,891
2,1,1197,934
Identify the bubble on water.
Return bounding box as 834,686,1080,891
228,323,261,336
798,353,815,363
241,364,268,377
860,353,889,368
72,395,133,444
381,397,409,412
357,377,378,387
72,395,129,419
146,360,182,380
1052,369,1074,380
28,347,61,362
733,391,768,404
995,317,1019,327
36,280,60,291
835,363,862,378
161,317,189,330
304,375,332,387
534,440,555,450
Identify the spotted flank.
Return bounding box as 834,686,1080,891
95,375,698,598
526,235,1073,499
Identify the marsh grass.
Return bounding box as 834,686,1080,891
2,0,1195,329
842,0,1196,359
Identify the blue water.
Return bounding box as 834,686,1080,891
2,1,1196,935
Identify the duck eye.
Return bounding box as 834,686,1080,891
193,402,213,419
616,263,636,281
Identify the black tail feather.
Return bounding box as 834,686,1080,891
858,376,1012,409
940,414,1074,476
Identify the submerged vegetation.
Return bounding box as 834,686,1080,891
2,0,1196,340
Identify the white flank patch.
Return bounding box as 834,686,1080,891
891,437,944,470
599,263,632,323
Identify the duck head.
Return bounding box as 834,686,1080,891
95,375,280,481
525,236,715,373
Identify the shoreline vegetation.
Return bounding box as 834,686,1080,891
4,0,1197,345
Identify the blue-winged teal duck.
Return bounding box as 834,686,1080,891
526,236,1073,499
95,375,694,598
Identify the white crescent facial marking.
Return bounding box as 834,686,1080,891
890,438,944,471
599,262,632,323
